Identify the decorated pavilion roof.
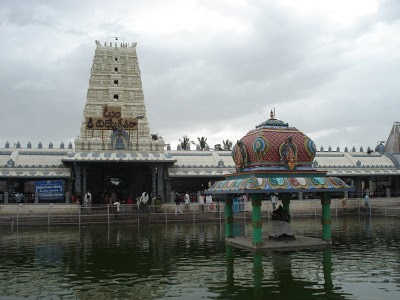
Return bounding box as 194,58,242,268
207,111,355,194
231,111,317,172
207,176,353,194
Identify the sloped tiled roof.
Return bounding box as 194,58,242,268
0,149,70,178
166,150,399,177
166,151,236,177
314,152,395,168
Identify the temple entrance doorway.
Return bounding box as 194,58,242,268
84,163,152,204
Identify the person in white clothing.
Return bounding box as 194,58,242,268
198,193,205,212
242,194,247,202
174,192,183,215
140,192,149,213
114,201,120,218
84,191,92,214
205,194,213,211
271,194,277,210
364,189,370,208
184,193,190,212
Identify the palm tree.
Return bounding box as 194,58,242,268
223,139,233,151
197,136,208,150
179,135,194,150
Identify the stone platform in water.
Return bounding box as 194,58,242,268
226,235,331,252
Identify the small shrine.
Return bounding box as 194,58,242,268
207,110,354,250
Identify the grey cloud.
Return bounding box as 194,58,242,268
0,0,399,151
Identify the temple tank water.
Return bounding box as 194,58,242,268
0,217,399,299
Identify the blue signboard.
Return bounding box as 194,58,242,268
35,180,64,201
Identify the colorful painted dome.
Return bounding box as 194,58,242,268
232,112,316,171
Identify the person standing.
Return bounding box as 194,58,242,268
184,192,190,212
205,194,213,211
111,190,117,203
271,194,277,210
76,194,82,205
136,195,141,213
155,194,162,213
127,195,133,211
151,194,157,213
140,192,149,213
114,200,120,219
198,193,205,212
364,189,370,209
71,193,76,204
175,192,183,215
233,197,239,214
104,193,111,204
84,191,92,214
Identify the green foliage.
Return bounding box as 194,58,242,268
197,136,208,150
151,133,162,141
179,135,194,150
223,139,233,151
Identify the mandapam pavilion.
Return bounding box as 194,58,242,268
207,111,354,249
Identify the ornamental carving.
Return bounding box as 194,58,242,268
232,140,248,168
321,218,332,225
279,137,298,170
252,135,270,161
252,220,263,228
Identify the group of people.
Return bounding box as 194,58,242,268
232,194,249,214
112,192,151,213
71,191,95,207
71,191,155,213
174,191,214,215
71,191,92,214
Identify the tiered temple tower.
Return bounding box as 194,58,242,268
75,39,164,152
385,122,400,154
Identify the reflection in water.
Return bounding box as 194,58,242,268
222,245,345,300
253,252,263,298
323,247,333,296
0,217,399,299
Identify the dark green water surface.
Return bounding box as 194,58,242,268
0,217,399,300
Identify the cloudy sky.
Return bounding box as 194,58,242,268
1,0,399,151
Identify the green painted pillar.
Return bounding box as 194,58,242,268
321,192,332,241
282,193,291,223
252,193,262,246
225,196,234,238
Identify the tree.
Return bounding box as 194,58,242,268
223,139,233,151
179,135,194,150
151,133,162,141
197,136,208,150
